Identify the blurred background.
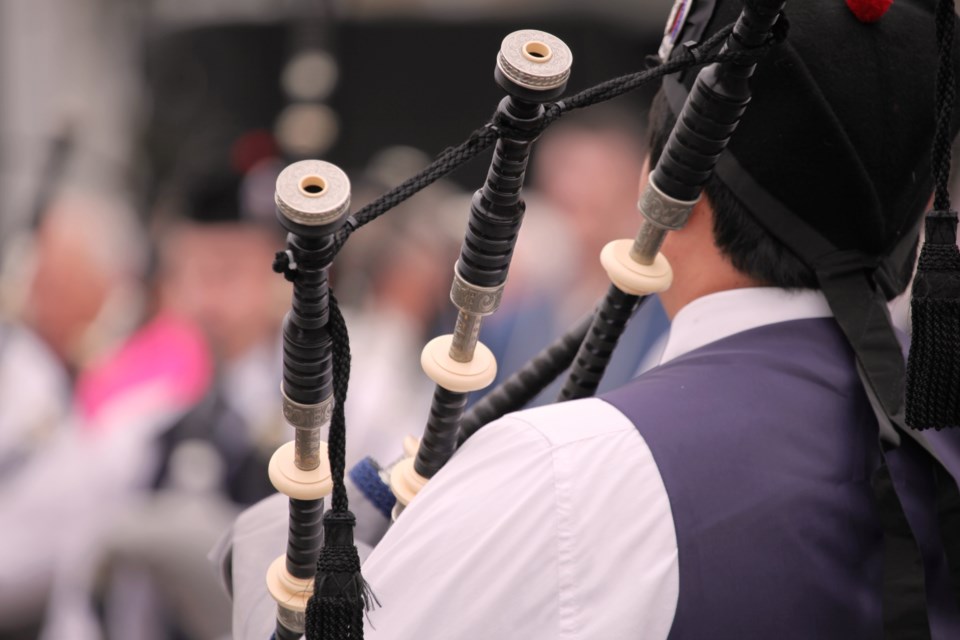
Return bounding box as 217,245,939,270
0,1,674,638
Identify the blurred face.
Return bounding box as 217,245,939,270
161,223,284,361
535,128,644,256
25,215,112,365
376,240,450,326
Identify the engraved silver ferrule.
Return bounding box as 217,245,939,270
282,387,335,430
282,386,334,471
450,267,505,316
632,177,700,264
447,265,505,363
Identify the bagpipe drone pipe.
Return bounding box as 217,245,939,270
259,0,960,636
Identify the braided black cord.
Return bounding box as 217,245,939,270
326,294,351,512
331,125,499,254
934,0,956,213
331,21,785,254
545,24,735,122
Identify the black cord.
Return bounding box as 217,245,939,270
326,293,351,512
933,0,956,213
331,21,785,254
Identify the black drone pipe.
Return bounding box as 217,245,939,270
412,31,574,481
266,161,350,640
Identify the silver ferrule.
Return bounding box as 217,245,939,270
282,387,334,470
632,177,700,264
282,388,334,430
450,311,483,363
277,605,306,634
447,265,504,363
450,266,505,316
294,427,323,470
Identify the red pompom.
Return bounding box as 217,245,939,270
845,0,893,23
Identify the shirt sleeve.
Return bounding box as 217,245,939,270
362,399,679,640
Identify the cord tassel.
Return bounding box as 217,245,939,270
905,0,960,431
305,295,377,639
906,212,960,429
306,511,380,638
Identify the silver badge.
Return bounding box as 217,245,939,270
658,0,694,62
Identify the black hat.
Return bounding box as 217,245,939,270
181,170,244,225
661,0,960,433
178,159,283,229
662,0,959,272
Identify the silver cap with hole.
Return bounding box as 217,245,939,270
275,159,351,226
496,30,572,92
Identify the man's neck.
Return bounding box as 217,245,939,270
658,267,761,320
653,193,764,320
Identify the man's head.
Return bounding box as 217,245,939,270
646,0,960,316
158,165,287,363
25,191,146,367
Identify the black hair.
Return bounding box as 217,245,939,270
647,89,820,291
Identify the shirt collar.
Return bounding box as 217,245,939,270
659,287,833,365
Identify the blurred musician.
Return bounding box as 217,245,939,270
0,188,213,640
155,163,289,506
55,164,291,640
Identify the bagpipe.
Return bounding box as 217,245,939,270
259,0,960,637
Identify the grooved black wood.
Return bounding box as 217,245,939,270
286,498,324,579
558,287,641,402
415,387,469,478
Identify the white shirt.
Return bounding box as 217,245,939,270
361,287,832,639
225,287,833,640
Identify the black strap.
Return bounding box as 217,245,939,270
816,261,905,429
874,450,933,638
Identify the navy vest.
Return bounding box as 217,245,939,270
602,318,960,639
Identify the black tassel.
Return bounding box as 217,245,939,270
906,212,960,430
906,0,960,430
305,511,379,639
